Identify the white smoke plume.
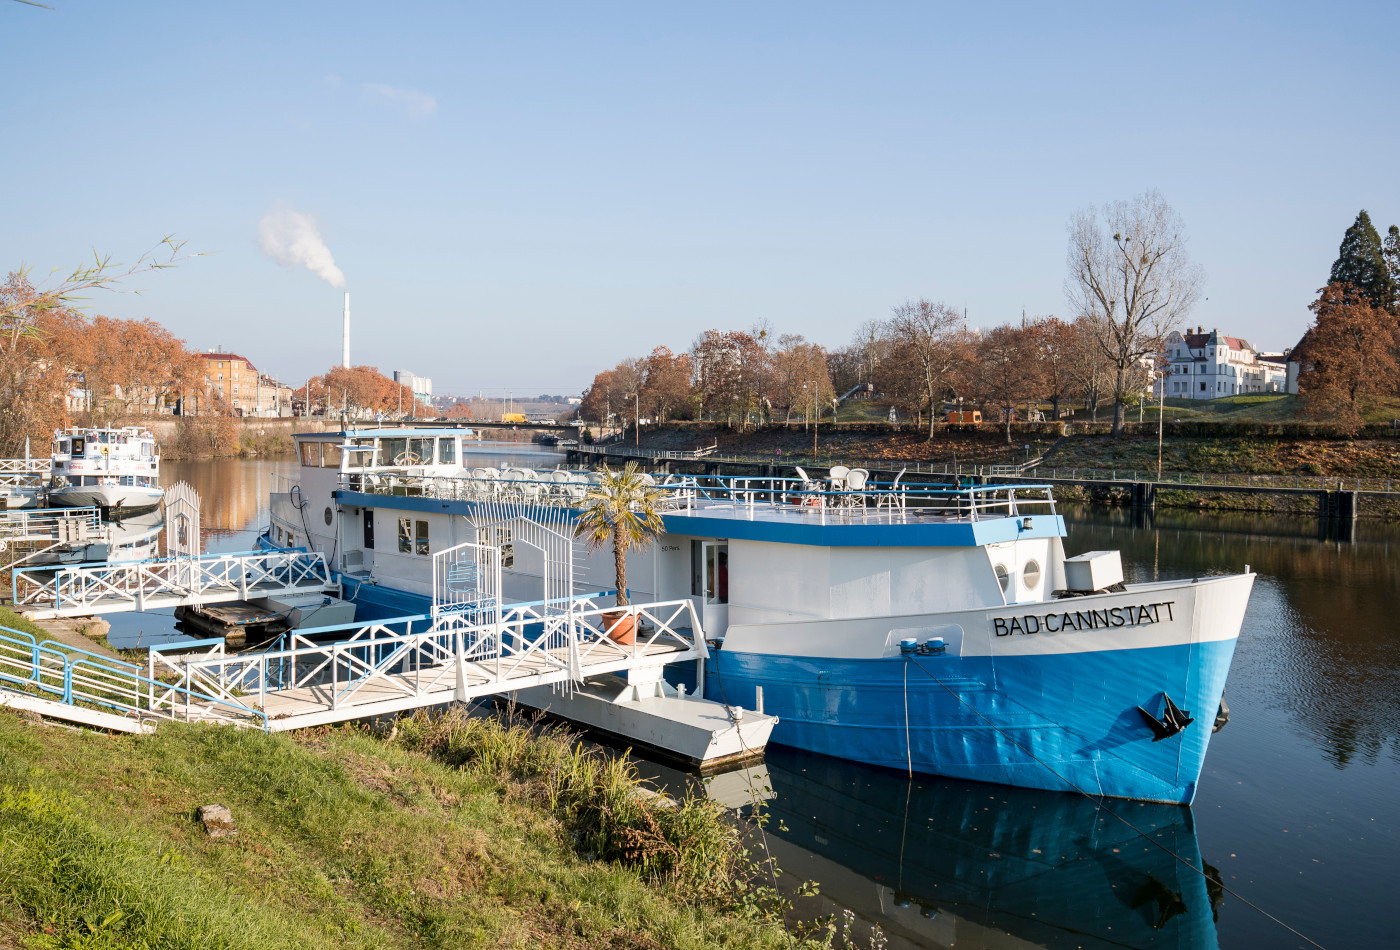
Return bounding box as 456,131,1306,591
257,208,346,288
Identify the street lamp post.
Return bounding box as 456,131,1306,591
811,380,819,459
1156,370,1165,479
627,392,640,448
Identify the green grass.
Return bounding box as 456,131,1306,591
0,708,801,950
0,607,46,639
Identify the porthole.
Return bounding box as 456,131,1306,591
1023,559,1042,590
994,563,1011,593
324,506,333,526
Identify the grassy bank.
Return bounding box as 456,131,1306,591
0,707,806,949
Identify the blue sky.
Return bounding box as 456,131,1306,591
4,1,1396,396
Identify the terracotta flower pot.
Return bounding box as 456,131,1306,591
601,610,636,645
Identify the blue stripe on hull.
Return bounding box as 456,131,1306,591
704,639,1236,804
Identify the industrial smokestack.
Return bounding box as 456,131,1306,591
342,292,350,368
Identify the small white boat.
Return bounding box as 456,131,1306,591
49,427,164,513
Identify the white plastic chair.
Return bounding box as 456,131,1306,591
828,465,851,491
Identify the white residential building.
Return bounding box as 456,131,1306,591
393,370,433,406
1158,328,1287,399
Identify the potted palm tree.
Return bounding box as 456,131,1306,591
574,462,666,645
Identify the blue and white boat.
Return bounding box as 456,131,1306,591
266,428,1252,804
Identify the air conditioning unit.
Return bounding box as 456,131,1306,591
1063,551,1124,592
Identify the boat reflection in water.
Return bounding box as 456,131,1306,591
720,747,1222,950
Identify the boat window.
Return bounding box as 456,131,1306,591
408,438,433,464
438,438,456,464
1022,559,1042,590
415,520,430,556
398,517,412,553
994,563,1011,594
321,443,343,468
140,443,153,458
59,439,70,454
381,438,408,465
346,440,374,468
287,531,296,548
299,441,321,467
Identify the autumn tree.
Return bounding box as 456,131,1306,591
0,274,75,453
84,316,201,422
1028,317,1074,419
579,360,643,424
305,365,414,418
637,346,693,422
1064,315,1114,420
883,299,970,438
771,334,833,425
1293,283,1400,426
968,323,1046,442
1329,210,1396,314
444,400,474,419
690,330,770,428
1066,190,1201,436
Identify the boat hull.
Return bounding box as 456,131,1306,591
49,486,164,512
703,574,1252,804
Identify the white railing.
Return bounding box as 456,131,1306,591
142,595,705,728
336,470,1058,525
0,459,51,475
11,549,337,615
269,471,299,494
0,628,268,731
0,507,102,542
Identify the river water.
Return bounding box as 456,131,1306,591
110,455,1398,950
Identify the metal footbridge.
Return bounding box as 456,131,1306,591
1,595,706,733
11,549,339,620
2,537,707,734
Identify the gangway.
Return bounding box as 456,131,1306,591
0,594,707,733
0,458,50,488
0,507,102,544
12,549,338,620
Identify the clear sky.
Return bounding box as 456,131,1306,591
4,1,1397,396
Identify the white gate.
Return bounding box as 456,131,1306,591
431,541,502,626
164,481,201,558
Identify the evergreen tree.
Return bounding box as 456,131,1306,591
1329,210,1395,312
1384,224,1400,313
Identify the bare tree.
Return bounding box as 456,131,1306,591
884,299,970,439
1066,190,1201,435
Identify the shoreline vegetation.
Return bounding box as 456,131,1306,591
0,704,846,950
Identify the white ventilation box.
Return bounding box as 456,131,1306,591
1063,551,1124,592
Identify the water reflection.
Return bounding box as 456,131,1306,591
755,747,1219,950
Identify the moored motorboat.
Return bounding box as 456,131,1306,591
49,427,164,513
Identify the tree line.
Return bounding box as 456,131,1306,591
0,268,412,456
582,190,1195,440
580,310,1142,443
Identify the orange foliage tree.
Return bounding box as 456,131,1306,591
1294,282,1400,426
299,366,414,418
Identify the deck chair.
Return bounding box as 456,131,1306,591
877,468,907,511
792,465,822,507
844,468,869,506
828,465,851,491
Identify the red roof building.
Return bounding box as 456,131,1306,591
1161,327,1287,399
